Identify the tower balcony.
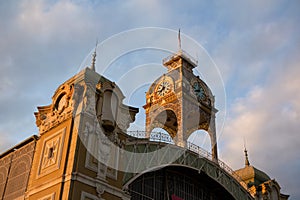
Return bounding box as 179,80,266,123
162,49,198,69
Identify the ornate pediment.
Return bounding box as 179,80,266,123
35,82,74,134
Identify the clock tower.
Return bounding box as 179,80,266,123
143,50,218,161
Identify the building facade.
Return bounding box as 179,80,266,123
0,49,288,200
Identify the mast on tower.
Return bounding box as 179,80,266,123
90,40,98,71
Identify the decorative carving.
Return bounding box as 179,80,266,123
82,121,94,144
0,142,35,200
38,128,65,176
35,83,74,134
96,127,111,166
41,138,59,168
96,82,102,90
117,107,134,132
96,183,105,198
83,86,96,115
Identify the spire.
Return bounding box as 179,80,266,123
90,40,98,71
244,148,250,166
243,137,250,166
178,28,181,51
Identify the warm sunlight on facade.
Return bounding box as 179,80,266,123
0,48,289,200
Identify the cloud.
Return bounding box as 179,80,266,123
212,18,296,91
0,0,96,152
17,0,95,41
220,51,300,196
0,0,174,152
0,0,299,198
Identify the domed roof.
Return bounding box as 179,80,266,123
235,165,271,187
235,149,271,187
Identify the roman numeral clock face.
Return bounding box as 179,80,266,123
156,80,171,97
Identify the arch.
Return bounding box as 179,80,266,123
127,165,234,200
185,109,211,137
4,160,29,196
52,83,73,112
54,92,67,111
10,155,31,177
123,142,252,200
188,129,211,153
184,108,218,160
148,109,178,138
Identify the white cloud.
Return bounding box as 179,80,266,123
17,0,95,42
220,53,300,196
0,0,299,198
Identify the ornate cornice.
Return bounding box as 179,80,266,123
35,82,74,134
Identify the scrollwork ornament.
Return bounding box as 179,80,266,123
96,183,105,198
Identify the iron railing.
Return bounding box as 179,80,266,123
162,50,198,66
127,131,174,143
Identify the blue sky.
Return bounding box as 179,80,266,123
0,0,299,198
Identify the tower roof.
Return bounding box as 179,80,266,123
235,149,271,187
235,165,271,186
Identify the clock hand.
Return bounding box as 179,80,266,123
158,86,165,92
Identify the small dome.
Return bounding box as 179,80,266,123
235,149,271,187
235,165,271,187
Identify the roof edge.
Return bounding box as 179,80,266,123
0,135,39,158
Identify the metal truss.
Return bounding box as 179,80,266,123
122,140,253,200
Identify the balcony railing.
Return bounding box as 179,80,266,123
162,50,198,67
127,130,174,143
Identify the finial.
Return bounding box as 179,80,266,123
244,148,250,166
178,28,182,51
90,40,98,71
244,138,250,166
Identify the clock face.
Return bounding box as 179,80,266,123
58,95,67,110
55,94,67,111
156,80,171,97
193,82,205,100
